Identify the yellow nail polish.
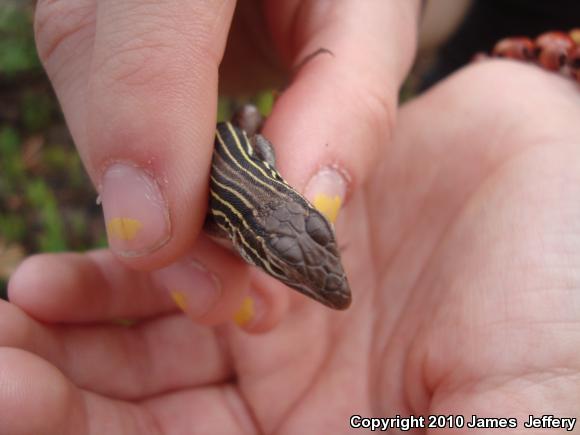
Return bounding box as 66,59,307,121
107,217,143,240
234,297,254,327
312,194,342,224
170,291,188,312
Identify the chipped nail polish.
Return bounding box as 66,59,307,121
152,259,222,318
100,163,170,257
304,167,347,224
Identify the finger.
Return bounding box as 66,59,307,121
8,238,250,326
8,250,173,323
262,0,422,222
0,347,192,435
235,270,290,333
0,347,83,435
0,301,231,399
8,239,289,330
38,0,237,268
150,235,254,326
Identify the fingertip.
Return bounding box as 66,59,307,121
231,274,289,334
8,253,107,322
7,254,37,302
8,251,174,323
0,348,82,435
8,254,66,312
100,163,172,260
152,236,291,333
152,235,251,326
304,166,349,224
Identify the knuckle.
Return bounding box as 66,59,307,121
92,7,217,92
348,83,397,158
34,0,95,66
94,35,182,91
365,84,397,139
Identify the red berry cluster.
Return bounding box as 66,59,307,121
476,29,580,82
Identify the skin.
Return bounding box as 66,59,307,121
30,0,420,325
4,1,580,434
6,61,580,434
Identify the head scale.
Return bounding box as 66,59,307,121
259,199,351,310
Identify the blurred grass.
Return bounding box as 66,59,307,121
0,1,40,76
0,1,103,297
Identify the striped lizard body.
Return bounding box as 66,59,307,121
205,117,351,310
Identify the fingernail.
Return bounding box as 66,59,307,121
304,167,348,223
170,291,188,311
233,297,254,327
233,295,262,329
152,259,221,318
100,163,170,257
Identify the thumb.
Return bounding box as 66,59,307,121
35,0,236,269
264,0,421,215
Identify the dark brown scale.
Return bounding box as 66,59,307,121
305,213,332,246
262,201,350,309
264,215,280,233
325,274,344,292
302,246,320,265
271,236,302,264
289,214,306,232
273,205,291,221
287,202,304,213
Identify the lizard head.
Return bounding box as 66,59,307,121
260,200,352,310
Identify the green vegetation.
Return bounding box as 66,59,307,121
0,2,40,76
0,1,102,297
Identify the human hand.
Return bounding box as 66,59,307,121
33,0,422,325
5,60,580,433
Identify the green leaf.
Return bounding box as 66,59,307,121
0,3,31,34
0,214,25,243
255,91,275,116
0,3,40,74
0,125,24,185
0,125,20,157
21,91,53,131
25,179,67,252
217,97,230,122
